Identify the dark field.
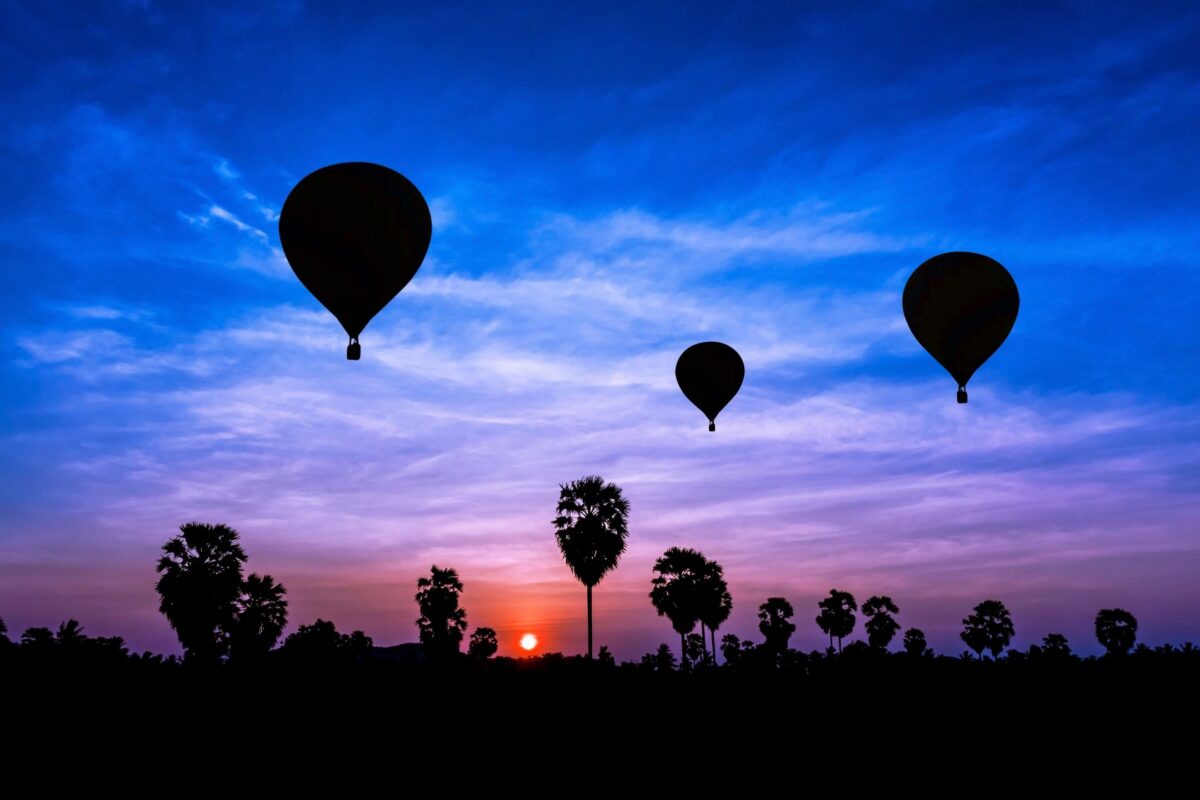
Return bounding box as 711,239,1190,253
4,647,1196,794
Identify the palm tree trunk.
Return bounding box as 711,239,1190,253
711,627,719,665
680,633,686,670
838,636,843,653
700,622,708,663
587,584,593,659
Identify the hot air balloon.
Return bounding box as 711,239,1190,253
675,342,744,431
902,252,1019,403
279,162,431,360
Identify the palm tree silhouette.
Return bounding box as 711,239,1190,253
56,619,85,649
554,475,630,659
1041,633,1071,657
416,565,468,658
1095,608,1137,656
649,547,707,665
697,557,732,664
815,589,857,652
862,595,900,650
720,633,743,665
229,573,288,663
960,599,1014,660
468,627,498,659
758,597,796,657
902,628,928,657
155,522,247,663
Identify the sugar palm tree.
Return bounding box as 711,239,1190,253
415,565,468,658
862,595,900,650
554,475,630,659
758,597,796,657
960,599,1014,659
155,522,247,663
229,573,289,663
815,589,857,652
649,547,708,666
697,558,732,664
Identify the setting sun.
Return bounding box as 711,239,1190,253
519,633,538,651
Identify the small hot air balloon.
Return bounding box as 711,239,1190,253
279,162,431,360
902,252,1019,403
676,342,745,431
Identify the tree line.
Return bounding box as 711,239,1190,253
0,475,1175,666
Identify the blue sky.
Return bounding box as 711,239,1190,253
1,1,1198,657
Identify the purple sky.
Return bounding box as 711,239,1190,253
1,2,1198,658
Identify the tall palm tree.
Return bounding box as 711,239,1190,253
554,475,630,659
229,573,289,663
415,565,468,658
649,547,707,665
815,589,858,652
697,558,732,664
862,595,900,650
155,522,247,663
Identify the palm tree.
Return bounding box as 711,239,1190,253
758,597,796,657
56,619,86,649
960,599,1014,659
229,573,289,663
815,589,857,652
862,595,900,650
649,547,707,666
554,476,630,659
902,628,928,657
416,565,468,658
1095,608,1137,656
697,557,732,664
720,633,743,665
155,522,247,663
1041,633,1071,657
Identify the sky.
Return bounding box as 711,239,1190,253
1,1,1198,659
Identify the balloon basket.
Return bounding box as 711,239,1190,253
709,421,716,432
957,388,968,404
347,341,361,360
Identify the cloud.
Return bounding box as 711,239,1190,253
209,204,268,241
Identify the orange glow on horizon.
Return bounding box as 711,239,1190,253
519,633,538,651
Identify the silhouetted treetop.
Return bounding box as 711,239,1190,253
1095,609,1137,656
862,595,901,650
903,628,929,657
759,597,796,656
816,589,857,652
469,627,498,660
155,522,247,663
416,565,468,657
960,600,1014,660
554,475,630,659
229,573,288,663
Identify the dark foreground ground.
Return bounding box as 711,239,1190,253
3,647,1197,794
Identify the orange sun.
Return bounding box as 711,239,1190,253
519,633,538,651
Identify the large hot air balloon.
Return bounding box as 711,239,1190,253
902,252,1019,403
675,342,745,431
279,162,431,360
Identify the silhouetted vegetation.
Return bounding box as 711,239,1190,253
961,599,1015,659
903,628,930,657
554,475,630,659
758,597,796,658
468,627,498,659
1095,608,1138,655
416,565,468,658
155,522,248,663
815,589,857,652
649,546,707,665
862,595,900,650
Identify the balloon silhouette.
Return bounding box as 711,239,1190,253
675,342,745,431
902,252,1019,403
279,162,431,360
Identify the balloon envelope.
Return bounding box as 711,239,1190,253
279,162,431,358
675,342,745,431
902,252,1019,402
